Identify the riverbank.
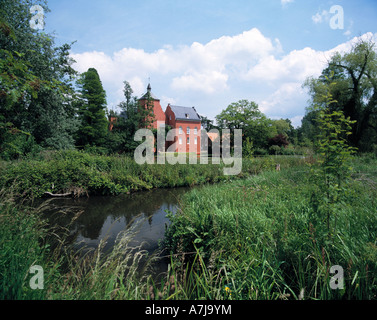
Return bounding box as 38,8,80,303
0,149,309,198
0,152,310,300
1,153,376,299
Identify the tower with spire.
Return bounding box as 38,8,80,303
136,82,201,154
138,82,166,129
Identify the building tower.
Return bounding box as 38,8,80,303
138,83,166,129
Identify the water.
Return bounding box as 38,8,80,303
39,187,191,274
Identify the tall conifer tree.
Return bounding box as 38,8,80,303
76,68,108,147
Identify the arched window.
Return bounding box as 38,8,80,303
194,127,198,134
179,126,183,134
187,127,190,135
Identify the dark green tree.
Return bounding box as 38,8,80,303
304,38,377,152
76,68,108,148
0,0,79,155
111,81,156,153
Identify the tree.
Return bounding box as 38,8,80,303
108,81,156,154
200,115,216,131
268,134,289,148
309,78,357,235
298,110,321,146
216,100,275,150
76,68,108,147
122,80,133,110
304,38,377,152
0,0,79,154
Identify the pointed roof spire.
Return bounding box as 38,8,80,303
139,81,159,101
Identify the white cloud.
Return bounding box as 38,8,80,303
70,29,377,127
312,10,330,24
245,47,326,83
71,28,279,96
171,71,229,94
259,82,304,114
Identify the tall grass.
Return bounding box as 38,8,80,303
163,156,377,299
0,188,163,300
3,153,375,300
0,187,56,299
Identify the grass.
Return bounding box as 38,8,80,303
0,187,57,299
163,155,377,299
0,190,161,300
1,153,376,300
0,149,309,198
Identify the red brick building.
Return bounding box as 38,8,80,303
139,84,201,154
165,104,201,154
138,83,166,129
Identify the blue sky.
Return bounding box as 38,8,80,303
43,0,377,127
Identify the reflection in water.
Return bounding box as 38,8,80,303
41,187,190,255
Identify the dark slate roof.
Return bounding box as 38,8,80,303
169,105,201,121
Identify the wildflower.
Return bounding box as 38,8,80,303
224,286,232,298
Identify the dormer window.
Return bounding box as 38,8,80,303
185,113,189,119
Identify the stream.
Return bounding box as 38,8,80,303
39,187,192,277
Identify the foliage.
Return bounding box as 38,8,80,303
242,137,254,158
0,0,79,157
76,68,108,148
3,155,376,300
215,99,276,150
0,188,56,299
164,159,377,300
309,79,357,236
108,81,156,154
0,150,267,198
268,133,289,149
303,38,377,152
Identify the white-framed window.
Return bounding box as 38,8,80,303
179,137,182,145
179,126,183,134
194,127,198,134
187,127,190,135
194,137,197,145
187,137,190,144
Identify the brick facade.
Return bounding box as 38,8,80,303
165,104,201,154
138,84,166,129
138,84,201,154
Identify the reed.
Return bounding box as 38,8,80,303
163,156,377,300
2,153,375,300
